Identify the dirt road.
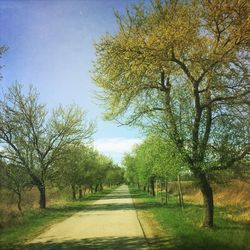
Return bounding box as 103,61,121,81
24,185,149,250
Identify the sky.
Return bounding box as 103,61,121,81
0,0,145,164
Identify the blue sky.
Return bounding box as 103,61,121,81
0,0,145,164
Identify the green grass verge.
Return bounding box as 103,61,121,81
0,189,114,250
130,188,250,250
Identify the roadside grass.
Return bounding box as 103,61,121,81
0,189,114,250
130,188,250,250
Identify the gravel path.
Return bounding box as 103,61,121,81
25,185,149,250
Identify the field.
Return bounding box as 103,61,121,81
168,179,250,223
131,179,250,250
0,186,73,229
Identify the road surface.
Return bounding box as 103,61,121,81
25,185,149,250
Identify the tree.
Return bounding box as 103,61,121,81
93,0,250,227
0,84,95,208
105,165,124,187
93,154,113,192
53,145,121,198
0,160,32,212
54,144,99,199
123,153,139,187
124,135,186,201
53,144,85,200
135,142,156,195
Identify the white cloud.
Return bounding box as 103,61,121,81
93,137,142,155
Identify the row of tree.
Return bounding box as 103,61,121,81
93,0,250,227
123,135,186,206
0,84,124,211
53,144,124,200
124,136,182,187
123,134,249,210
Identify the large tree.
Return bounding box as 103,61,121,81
0,84,95,208
93,0,250,227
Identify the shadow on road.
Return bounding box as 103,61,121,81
23,234,242,250
23,233,237,250
23,236,177,250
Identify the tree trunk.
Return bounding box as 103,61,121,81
79,187,83,199
165,178,168,205
160,179,163,203
156,178,158,199
72,185,76,200
16,192,22,212
38,184,46,209
197,172,214,227
95,184,99,193
150,176,155,196
100,183,103,191
177,175,184,209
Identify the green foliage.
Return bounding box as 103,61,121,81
93,0,250,170
53,145,95,188
53,143,124,195
123,153,139,186
105,166,124,186
124,135,188,187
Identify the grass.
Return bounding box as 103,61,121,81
0,189,113,250
130,188,250,250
